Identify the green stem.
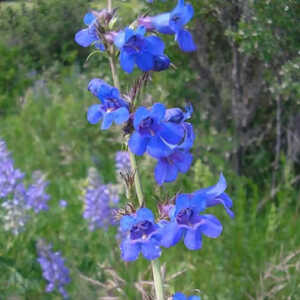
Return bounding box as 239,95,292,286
129,151,144,207
151,259,165,300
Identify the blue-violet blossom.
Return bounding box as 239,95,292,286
139,0,196,52
159,174,232,250
128,103,185,158
119,208,162,261
87,78,130,130
114,26,169,73
75,11,105,50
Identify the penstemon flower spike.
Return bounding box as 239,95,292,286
74,0,234,299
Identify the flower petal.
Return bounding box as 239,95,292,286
133,107,151,129
111,107,129,125
182,3,194,25
173,150,193,173
136,208,155,223
207,192,234,218
198,214,223,238
154,159,168,186
152,13,174,35
120,50,136,73
128,132,149,156
176,29,196,52
87,104,103,124
147,136,172,158
120,239,141,261
184,228,202,250
165,162,178,183
84,12,96,26
151,103,166,121
120,215,136,232
136,51,154,71
75,29,97,47
160,122,185,145
145,36,165,55
173,293,187,300
175,194,191,215
141,239,162,260
101,112,114,130
159,221,184,248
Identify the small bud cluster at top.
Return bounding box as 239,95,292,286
75,0,233,298
0,138,51,235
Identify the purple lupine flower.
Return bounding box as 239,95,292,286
26,171,50,213
1,183,29,235
114,26,169,73
37,241,70,299
75,11,105,50
115,151,131,173
119,208,162,261
87,79,130,130
83,184,119,231
159,174,232,250
139,0,196,52
173,292,201,300
128,103,185,158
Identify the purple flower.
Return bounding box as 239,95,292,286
119,208,162,261
115,151,131,173
59,200,68,208
173,292,201,300
139,0,196,52
87,79,129,130
37,241,70,299
154,149,193,185
75,11,105,50
114,26,168,73
26,171,50,213
159,174,232,250
128,103,185,158
83,184,119,231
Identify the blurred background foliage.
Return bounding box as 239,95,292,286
0,0,299,299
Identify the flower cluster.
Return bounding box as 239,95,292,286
115,151,131,174
82,167,119,231
37,241,70,299
0,139,51,235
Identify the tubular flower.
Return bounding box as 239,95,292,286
87,79,129,130
119,208,162,261
129,103,185,158
75,11,105,50
114,26,168,73
139,0,196,52
37,241,70,299
153,104,195,185
159,174,233,250
173,292,201,300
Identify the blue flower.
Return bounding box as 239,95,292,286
173,292,201,300
154,149,193,185
37,241,70,299
140,0,196,52
114,26,167,73
87,79,129,130
159,174,232,250
128,103,185,158
119,208,162,261
75,11,105,50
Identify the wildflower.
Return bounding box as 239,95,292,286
114,26,166,73
59,200,68,208
153,54,171,71
154,149,193,185
128,103,185,158
37,241,70,299
26,171,50,213
119,208,162,261
75,11,105,50
139,0,196,52
159,174,232,250
83,184,119,231
173,292,201,300
115,151,131,174
1,183,29,235
87,79,129,130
